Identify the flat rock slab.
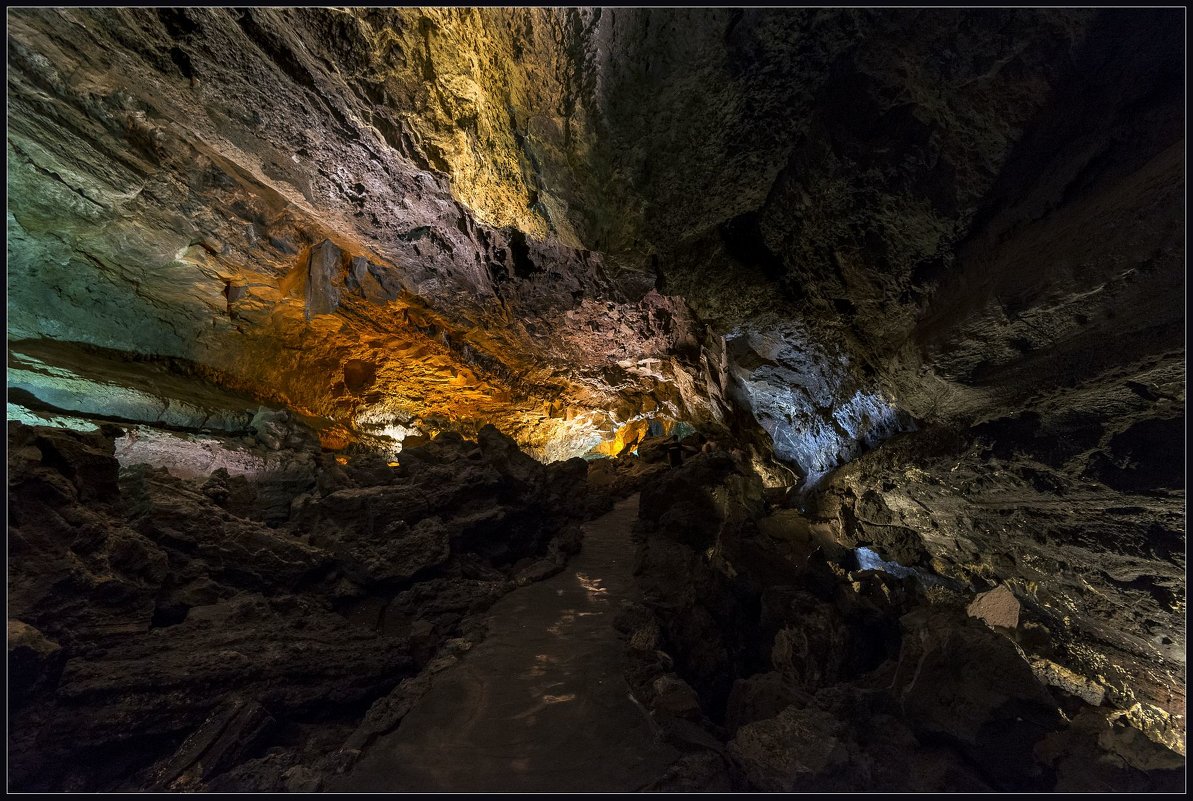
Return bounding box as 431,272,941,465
331,495,679,792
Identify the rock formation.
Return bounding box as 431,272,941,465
6,6,1184,792
7,420,596,791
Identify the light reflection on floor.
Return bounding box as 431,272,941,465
331,494,681,792
576,572,608,602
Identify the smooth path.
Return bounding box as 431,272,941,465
333,494,679,792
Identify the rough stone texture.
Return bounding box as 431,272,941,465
6,8,735,459
147,697,276,790
8,619,66,701
627,452,1183,791
6,421,597,791
810,426,1185,755
5,5,1185,791
967,584,1020,630
728,697,994,793
12,9,1178,465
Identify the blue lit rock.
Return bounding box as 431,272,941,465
726,323,911,485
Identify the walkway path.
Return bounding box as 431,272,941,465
332,494,679,792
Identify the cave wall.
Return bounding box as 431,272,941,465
6,8,728,459
807,9,1186,752
6,7,1185,743
9,8,1113,469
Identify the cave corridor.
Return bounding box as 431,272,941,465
5,7,1186,792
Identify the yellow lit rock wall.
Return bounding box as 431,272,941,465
6,8,729,461
340,8,581,244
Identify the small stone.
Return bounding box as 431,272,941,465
967,584,1020,630
443,638,472,654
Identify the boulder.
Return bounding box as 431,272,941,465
1034,706,1185,792
644,752,732,792
729,705,851,791
763,588,849,691
729,688,994,792
891,607,1062,788
650,673,704,719
725,671,812,735
249,408,293,451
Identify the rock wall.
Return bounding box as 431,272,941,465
7,421,594,790
6,8,728,458
6,6,1185,778
621,448,1183,791
14,9,1177,468
807,9,1186,748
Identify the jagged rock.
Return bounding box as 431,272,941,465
1030,656,1106,707
387,578,510,637
249,408,293,452
725,671,812,736
8,619,65,701
9,421,121,503
645,752,732,792
639,452,763,550
729,705,851,790
283,766,324,792
628,624,661,654
3,4,1184,792
343,673,434,754
6,422,582,791
305,240,342,319
728,688,995,792
764,588,849,691
650,674,704,720
305,484,430,533
813,424,1185,740
313,515,450,586
1034,706,1185,792
122,467,329,592
9,446,171,645
657,715,725,754
149,697,275,789
891,607,1062,788
477,424,545,490
513,557,563,586
201,467,260,517
635,436,674,464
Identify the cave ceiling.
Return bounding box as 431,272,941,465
12,8,1178,470
5,4,1186,779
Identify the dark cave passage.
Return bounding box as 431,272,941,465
329,495,681,793
6,6,1185,793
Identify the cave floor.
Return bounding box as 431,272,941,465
330,495,679,792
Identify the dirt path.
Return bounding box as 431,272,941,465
331,494,679,792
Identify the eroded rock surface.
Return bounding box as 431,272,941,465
624,449,1183,791
6,5,1185,792
6,421,604,791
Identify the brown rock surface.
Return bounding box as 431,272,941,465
5,6,1184,792
5,421,597,791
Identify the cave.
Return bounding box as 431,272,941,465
5,7,1185,793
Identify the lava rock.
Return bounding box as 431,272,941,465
148,696,275,790
967,584,1021,630
8,619,65,702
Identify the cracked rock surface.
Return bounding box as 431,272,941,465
6,6,1185,791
